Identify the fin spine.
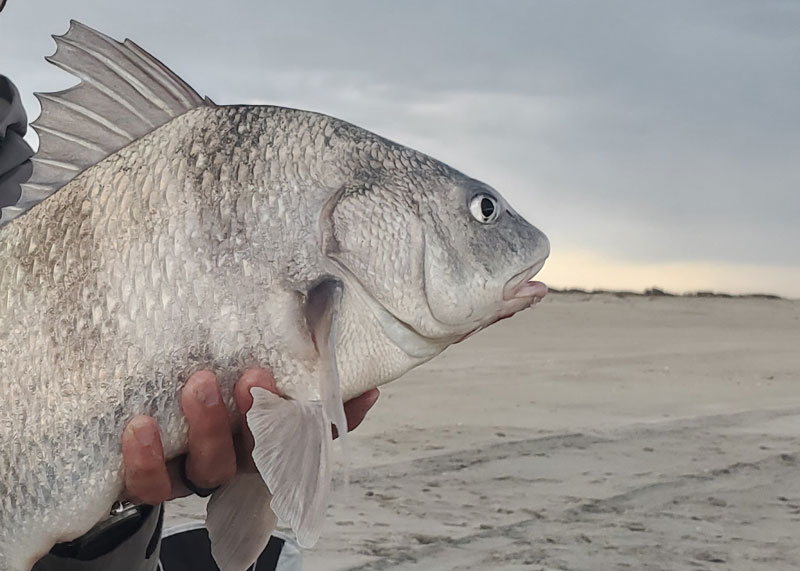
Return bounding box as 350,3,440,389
33,158,81,171
34,92,134,139
43,57,157,128
33,125,109,153
123,39,201,109
54,34,173,119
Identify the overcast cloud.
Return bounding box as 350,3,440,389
1,1,798,294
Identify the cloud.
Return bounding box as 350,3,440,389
1,0,797,294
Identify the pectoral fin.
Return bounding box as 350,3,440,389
247,391,331,547
206,473,276,571
305,279,350,467
245,278,349,548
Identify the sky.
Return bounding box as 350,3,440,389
1,1,799,297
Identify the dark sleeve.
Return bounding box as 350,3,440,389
0,75,34,217
32,505,164,571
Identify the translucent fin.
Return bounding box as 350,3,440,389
245,279,350,548
206,473,277,571
306,279,350,479
17,20,208,217
247,389,332,548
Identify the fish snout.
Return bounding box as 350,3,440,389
503,257,549,303
503,228,550,303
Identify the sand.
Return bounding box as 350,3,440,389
168,293,800,570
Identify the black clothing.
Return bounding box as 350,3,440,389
0,75,34,219
33,506,163,571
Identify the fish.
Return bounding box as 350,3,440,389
0,21,550,571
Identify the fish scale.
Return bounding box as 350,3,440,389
0,22,549,570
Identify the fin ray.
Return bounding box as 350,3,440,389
53,35,173,117
34,125,109,154
309,279,351,481
35,91,134,140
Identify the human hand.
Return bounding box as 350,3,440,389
121,369,379,504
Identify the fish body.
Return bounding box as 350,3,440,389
0,23,549,571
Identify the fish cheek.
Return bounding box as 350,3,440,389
324,186,428,327
420,219,483,326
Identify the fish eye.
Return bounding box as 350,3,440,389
469,194,500,224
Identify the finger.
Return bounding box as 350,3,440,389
334,388,380,438
233,368,278,472
234,368,279,413
122,416,172,505
180,371,237,490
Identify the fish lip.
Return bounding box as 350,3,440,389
452,259,548,345
454,261,548,345
502,258,548,301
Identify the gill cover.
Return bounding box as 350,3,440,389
324,183,432,332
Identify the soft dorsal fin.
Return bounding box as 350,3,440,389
9,20,210,225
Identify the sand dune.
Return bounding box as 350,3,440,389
169,293,800,570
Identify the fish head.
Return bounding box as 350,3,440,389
326,149,549,347
417,176,550,340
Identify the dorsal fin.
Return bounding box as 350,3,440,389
8,20,210,225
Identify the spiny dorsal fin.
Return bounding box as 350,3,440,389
12,20,210,223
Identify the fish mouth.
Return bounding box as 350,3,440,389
455,258,549,344
502,258,548,302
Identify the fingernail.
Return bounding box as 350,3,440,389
132,420,156,447
195,379,221,407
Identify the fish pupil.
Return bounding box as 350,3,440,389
481,197,495,219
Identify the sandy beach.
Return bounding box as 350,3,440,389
169,293,800,570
